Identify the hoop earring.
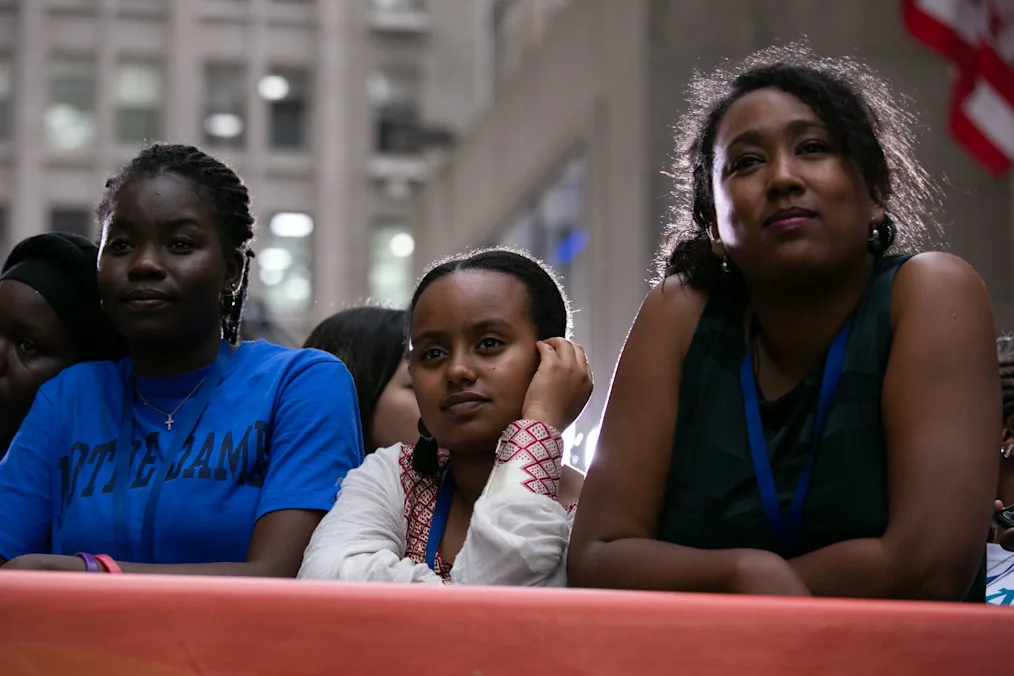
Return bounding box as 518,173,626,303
221,287,238,310
867,220,885,256
412,418,440,475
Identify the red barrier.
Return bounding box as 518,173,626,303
0,571,1007,675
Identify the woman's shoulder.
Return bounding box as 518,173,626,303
347,442,414,481
343,443,412,501
37,359,124,403
621,275,714,372
890,252,990,321
893,252,984,285
372,442,412,472
236,340,345,367
649,274,711,317
233,341,354,384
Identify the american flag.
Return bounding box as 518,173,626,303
901,0,1014,175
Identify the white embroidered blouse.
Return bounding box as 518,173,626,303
298,420,577,586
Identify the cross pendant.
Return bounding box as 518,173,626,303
165,415,174,431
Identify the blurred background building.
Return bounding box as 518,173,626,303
0,0,1010,467
0,0,492,343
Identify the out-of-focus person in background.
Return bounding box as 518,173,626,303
989,335,1014,605
240,298,298,348
568,44,999,602
305,307,418,454
0,233,126,460
299,249,591,586
0,143,363,576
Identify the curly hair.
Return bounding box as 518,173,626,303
998,334,1014,422
656,42,941,288
96,143,256,344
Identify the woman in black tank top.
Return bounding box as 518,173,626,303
568,44,1000,601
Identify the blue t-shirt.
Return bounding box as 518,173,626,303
0,340,364,564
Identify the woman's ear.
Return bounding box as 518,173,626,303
869,185,887,227
707,220,726,260
224,249,245,292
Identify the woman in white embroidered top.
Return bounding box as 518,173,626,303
299,249,593,585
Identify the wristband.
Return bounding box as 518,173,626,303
74,552,100,573
94,554,123,574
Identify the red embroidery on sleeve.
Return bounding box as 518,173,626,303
495,420,564,498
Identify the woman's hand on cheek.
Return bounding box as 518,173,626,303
2,554,89,572
521,338,594,432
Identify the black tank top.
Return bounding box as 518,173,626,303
656,255,985,602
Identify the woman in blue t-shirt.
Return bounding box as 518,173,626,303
0,143,365,576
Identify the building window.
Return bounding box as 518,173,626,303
47,56,96,151
116,61,162,144
260,212,313,316
259,69,308,150
495,152,589,295
369,219,414,307
203,64,246,148
369,68,421,155
369,0,429,31
50,207,93,239
0,55,11,141
370,0,426,10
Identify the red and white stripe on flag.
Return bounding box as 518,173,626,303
901,0,1014,175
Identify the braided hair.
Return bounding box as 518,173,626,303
998,335,1014,423
96,144,256,344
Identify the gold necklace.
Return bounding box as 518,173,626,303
136,378,208,431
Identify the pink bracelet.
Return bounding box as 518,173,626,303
94,554,123,574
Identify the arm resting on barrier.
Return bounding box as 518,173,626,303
788,254,999,600
568,281,809,594
2,509,325,576
299,444,443,583
299,432,575,586
450,420,574,587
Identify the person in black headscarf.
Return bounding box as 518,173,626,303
0,232,126,458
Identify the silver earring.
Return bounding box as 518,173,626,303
1002,443,1013,459
720,257,730,274
867,219,885,256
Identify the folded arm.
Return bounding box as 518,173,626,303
787,253,1000,600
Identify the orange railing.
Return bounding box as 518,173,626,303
0,571,1008,675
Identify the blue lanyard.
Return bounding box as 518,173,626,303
739,321,851,558
113,341,232,563
425,469,455,570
